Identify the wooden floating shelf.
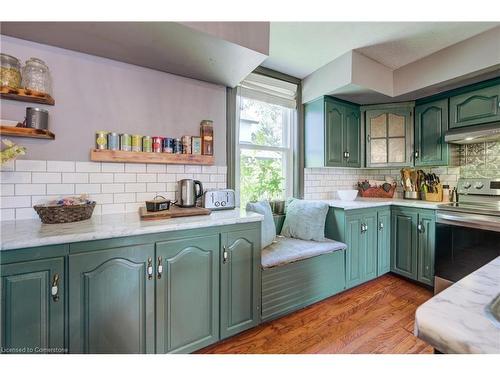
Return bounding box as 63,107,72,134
0,125,55,140
1,86,55,105
90,149,214,165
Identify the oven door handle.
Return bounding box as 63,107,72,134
437,212,500,232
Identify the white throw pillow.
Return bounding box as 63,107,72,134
246,201,276,249
280,198,329,241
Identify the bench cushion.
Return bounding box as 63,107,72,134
262,236,347,269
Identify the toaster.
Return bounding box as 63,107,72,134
202,189,236,210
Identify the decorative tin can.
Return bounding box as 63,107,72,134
192,136,202,155
142,136,153,152
108,132,119,151
95,131,108,150
181,136,192,154
173,138,183,154
163,137,174,153
152,136,163,153
120,133,132,151
131,135,142,152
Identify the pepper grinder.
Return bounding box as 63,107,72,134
451,187,458,203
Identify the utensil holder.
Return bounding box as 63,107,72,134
421,184,443,202
404,191,420,200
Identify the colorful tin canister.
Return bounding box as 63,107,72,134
173,138,183,154
192,136,202,155
163,137,174,153
181,135,192,154
131,135,142,152
152,136,163,153
108,132,119,151
95,131,108,150
142,136,153,153
120,133,131,151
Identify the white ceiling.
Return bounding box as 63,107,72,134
262,22,499,79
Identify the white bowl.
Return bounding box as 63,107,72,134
337,190,358,201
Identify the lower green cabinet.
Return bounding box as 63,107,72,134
391,207,435,286
69,244,155,354
156,235,219,354
377,209,391,276
1,257,65,353
220,228,261,340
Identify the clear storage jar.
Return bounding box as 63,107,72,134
21,57,52,95
0,53,22,89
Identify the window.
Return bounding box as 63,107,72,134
235,73,297,207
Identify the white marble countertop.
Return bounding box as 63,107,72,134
315,198,442,210
415,257,500,354
0,209,263,251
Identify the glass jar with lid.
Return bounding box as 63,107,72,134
21,57,52,95
0,53,22,89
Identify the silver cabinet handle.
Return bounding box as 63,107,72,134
361,223,367,233
51,273,60,302
147,257,153,280
414,150,419,159
346,151,350,159
379,221,384,231
223,246,228,264
418,223,425,234
157,256,163,279
367,134,371,143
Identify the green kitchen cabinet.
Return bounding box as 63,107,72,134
305,97,361,168
220,228,261,340
364,103,414,168
415,99,450,166
1,257,65,353
377,209,391,276
344,213,364,287
416,212,436,286
449,83,500,128
156,234,219,354
391,207,436,286
69,244,155,354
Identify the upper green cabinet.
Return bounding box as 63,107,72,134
156,235,220,354
364,103,414,167
1,257,65,353
449,83,500,128
69,244,155,354
305,97,361,168
415,99,449,166
220,228,261,340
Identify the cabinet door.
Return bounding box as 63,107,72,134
366,108,413,167
415,99,449,166
156,235,219,354
391,209,418,280
377,210,391,276
417,212,436,286
325,100,345,167
450,84,500,128
69,244,155,353
1,257,64,353
363,212,378,282
345,214,364,288
344,105,361,167
220,229,261,340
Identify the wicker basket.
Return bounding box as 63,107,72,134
358,182,397,198
34,202,96,224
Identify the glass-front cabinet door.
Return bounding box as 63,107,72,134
365,105,413,167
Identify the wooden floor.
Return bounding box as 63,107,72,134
198,274,434,354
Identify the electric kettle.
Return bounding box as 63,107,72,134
176,179,203,208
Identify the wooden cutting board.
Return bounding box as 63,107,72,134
139,205,211,221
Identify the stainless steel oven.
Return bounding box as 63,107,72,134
435,178,500,294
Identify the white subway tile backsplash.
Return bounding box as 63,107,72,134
147,183,166,192
47,184,75,195
62,173,89,183
147,164,166,173
15,184,46,196
202,166,218,174
102,183,125,193
185,165,202,173
157,173,176,182
32,172,61,183
137,173,156,183
31,195,60,205
75,161,101,172
114,193,136,203
1,209,15,221
125,202,143,213
125,183,146,193
1,196,31,208
167,165,184,174
101,203,125,214
114,173,136,183
75,184,101,194
101,163,125,173
125,163,146,173
175,173,193,180
1,184,15,196
1,171,31,184
16,160,46,172
136,192,157,202
88,193,114,204
15,208,38,220
89,173,114,183
1,160,15,171
47,161,75,172
217,166,227,175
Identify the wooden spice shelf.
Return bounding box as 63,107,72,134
1,86,55,105
0,125,55,140
90,149,214,165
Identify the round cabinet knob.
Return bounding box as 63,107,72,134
475,182,484,189
215,201,220,207
463,182,472,189
221,201,226,206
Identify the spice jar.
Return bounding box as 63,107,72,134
200,120,214,156
21,57,52,95
0,53,22,89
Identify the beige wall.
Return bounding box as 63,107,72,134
0,36,227,165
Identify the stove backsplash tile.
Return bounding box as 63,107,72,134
460,141,500,178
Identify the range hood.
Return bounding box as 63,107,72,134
445,123,500,144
